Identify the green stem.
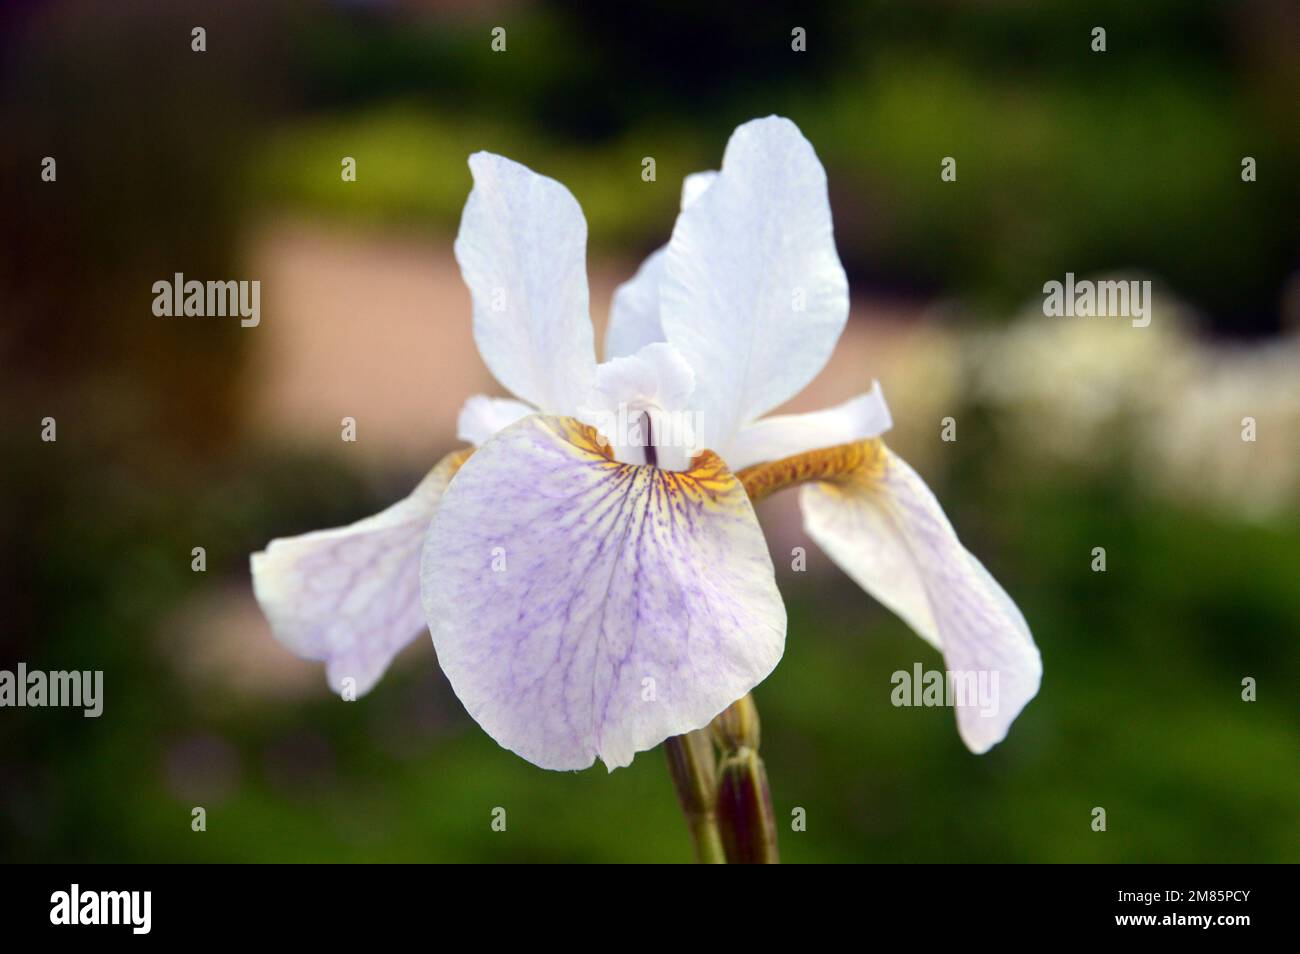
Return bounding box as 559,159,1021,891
684,805,727,864
665,695,781,863
664,730,726,863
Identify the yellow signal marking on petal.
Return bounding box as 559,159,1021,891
675,450,743,508
441,447,474,480
658,453,749,514
450,417,868,510
736,438,887,504
550,416,618,464
536,417,751,515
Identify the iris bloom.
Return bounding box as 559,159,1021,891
252,116,1041,772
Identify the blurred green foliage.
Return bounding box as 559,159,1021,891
253,106,709,250
253,0,1299,332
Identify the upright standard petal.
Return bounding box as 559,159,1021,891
660,117,849,451
421,415,786,771
251,451,467,696
454,152,597,415
800,443,1041,753
604,170,718,362
722,383,893,471
605,247,667,361
679,170,718,210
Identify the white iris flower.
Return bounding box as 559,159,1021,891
251,116,1041,771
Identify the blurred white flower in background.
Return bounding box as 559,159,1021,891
1138,336,1300,520
969,278,1300,519
970,280,1199,471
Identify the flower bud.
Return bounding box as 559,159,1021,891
710,693,761,752
715,748,779,864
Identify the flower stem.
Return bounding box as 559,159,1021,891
663,730,726,863
665,694,781,863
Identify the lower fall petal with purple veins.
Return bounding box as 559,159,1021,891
251,449,469,696
420,415,786,771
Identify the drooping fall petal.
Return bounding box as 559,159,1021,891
420,415,786,771
801,443,1041,753
251,451,467,696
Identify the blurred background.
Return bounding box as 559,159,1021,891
2,0,1297,862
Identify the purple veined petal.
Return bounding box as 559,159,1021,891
661,116,850,451
454,152,598,415
800,445,1041,753
420,415,786,771
251,451,466,696
722,382,893,471
604,171,718,362
457,394,536,446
